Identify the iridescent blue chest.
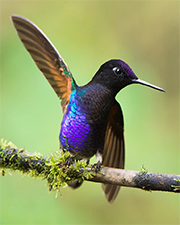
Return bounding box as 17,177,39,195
59,84,114,159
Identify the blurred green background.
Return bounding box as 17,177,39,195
0,1,179,224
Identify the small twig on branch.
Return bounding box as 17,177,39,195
0,139,180,194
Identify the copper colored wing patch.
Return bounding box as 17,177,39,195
11,15,77,113
102,101,125,203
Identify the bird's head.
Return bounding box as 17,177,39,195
92,59,165,96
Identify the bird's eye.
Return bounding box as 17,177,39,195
113,67,122,76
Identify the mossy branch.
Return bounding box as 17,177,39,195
0,140,180,194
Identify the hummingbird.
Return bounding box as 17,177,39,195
11,15,165,203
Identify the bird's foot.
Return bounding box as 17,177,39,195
65,156,74,166
91,161,101,172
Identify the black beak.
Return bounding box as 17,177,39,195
132,78,165,92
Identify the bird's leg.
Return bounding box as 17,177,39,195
65,154,75,166
91,150,102,171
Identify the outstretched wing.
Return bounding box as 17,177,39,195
11,15,77,113
102,102,125,203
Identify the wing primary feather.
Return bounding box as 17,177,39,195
26,48,52,62
40,68,60,76
102,125,111,159
103,126,113,165
11,15,77,112
108,133,116,167
113,137,120,168
102,102,125,203
12,16,60,57
35,60,56,69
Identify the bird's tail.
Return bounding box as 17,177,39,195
68,180,83,189
67,158,89,189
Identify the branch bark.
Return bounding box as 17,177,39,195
89,167,180,192
0,140,180,193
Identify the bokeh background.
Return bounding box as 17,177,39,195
0,1,179,224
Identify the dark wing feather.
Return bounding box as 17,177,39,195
11,15,77,113
102,102,125,203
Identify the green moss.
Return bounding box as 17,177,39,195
171,179,180,191
140,165,148,175
0,139,96,195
